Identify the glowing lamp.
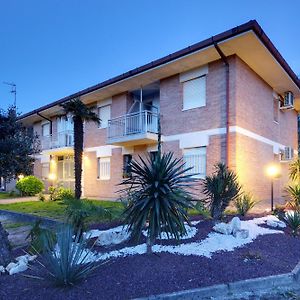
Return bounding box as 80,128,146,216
266,164,280,178
18,174,24,180
48,173,56,181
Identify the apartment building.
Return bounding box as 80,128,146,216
19,20,300,206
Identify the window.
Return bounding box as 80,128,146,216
183,76,206,110
123,154,132,178
273,98,279,123
42,123,50,137
97,157,111,180
41,163,49,180
183,147,206,178
98,105,111,128
150,151,158,161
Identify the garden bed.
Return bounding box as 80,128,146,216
0,214,300,300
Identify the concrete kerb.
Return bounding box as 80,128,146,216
138,261,300,300
0,209,62,228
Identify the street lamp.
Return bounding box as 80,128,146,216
266,164,281,211
48,173,56,187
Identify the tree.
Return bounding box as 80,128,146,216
0,222,11,266
61,98,100,199
0,106,40,184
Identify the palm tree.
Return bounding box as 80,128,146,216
289,158,300,184
61,98,100,199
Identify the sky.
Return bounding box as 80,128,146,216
1,0,300,114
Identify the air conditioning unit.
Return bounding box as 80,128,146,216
280,146,294,161
280,91,294,110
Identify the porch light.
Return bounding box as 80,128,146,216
48,173,56,181
266,163,281,211
18,174,24,180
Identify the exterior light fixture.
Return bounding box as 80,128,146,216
266,163,281,211
48,173,56,181
18,174,24,180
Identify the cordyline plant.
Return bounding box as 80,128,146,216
202,162,242,220
119,152,199,252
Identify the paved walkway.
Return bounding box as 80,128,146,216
0,196,38,204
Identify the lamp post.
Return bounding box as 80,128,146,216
266,164,281,211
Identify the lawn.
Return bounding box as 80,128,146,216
0,199,124,223
0,192,21,200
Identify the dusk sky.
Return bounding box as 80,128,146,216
1,0,300,114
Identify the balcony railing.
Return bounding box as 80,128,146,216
41,130,74,150
107,110,158,143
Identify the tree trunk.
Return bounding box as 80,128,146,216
74,116,84,199
0,222,11,266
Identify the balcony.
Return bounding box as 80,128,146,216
107,110,159,146
41,130,74,154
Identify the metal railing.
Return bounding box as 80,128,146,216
41,130,74,150
107,110,158,140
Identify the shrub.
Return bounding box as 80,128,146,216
42,225,100,286
273,204,286,221
38,192,46,202
49,186,74,201
119,152,198,249
285,185,300,210
16,176,44,196
284,211,300,237
234,193,256,216
202,163,242,220
289,158,300,183
64,198,111,235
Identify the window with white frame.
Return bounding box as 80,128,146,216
98,105,111,128
183,147,206,178
42,122,50,137
182,76,206,110
97,157,111,180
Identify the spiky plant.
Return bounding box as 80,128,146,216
234,193,257,216
60,98,100,199
285,185,300,209
284,211,300,237
202,163,242,220
119,152,198,250
289,158,300,183
42,225,100,286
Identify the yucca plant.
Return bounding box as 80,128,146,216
284,211,300,237
289,158,300,184
202,163,242,220
64,198,111,236
234,193,257,216
41,225,100,286
119,152,198,251
285,185,300,210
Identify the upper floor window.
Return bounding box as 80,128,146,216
97,157,111,180
182,76,206,110
42,123,50,137
98,105,111,128
273,98,279,123
183,147,206,178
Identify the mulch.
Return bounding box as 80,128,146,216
0,214,299,300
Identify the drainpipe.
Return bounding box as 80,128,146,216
213,42,230,167
37,112,53,135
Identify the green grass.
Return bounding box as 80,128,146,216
0,192,21,200
0,199,124,223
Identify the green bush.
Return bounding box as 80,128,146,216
202,163,242,220
285,185,300,211
42,225,100,286
16,176,44,196
49,186,74,201
38,192,46,202
284,211,300,237
234,193,256,216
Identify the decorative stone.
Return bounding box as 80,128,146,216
9,261,28,275
6,262,17,272
95,226,131,246
213,222,232,235
230,217,241,233
0,266,5,273
266,219,286,229
233,229,249,239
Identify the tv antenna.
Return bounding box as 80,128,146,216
3,82,17,107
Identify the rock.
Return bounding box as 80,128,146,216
6,262,17,272
16,255,28,264
213,222,232,235
230,217,241,233
233,229,249,239
9,261,28,275
0,266,5,273
96,226,131,246
266,219,286,228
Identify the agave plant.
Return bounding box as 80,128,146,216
202,163,242,220
284,211,300,237
289,158,300,183
119,152,198,250
234,193,257,216
285,185,300,210
42,225,100,286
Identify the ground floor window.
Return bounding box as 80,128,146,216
183,147,206,178
123,154,132,178
41,163,49,180
98,157,111,180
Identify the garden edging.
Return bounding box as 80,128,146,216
139,261,300,300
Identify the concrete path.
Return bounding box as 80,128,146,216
0,196,38,204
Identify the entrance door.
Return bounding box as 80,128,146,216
57,155,75,190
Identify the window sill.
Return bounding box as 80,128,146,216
182,106,205,112
96,178,110,181
273,121,279,125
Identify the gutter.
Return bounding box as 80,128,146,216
37,112,53,135
213,42,230,167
